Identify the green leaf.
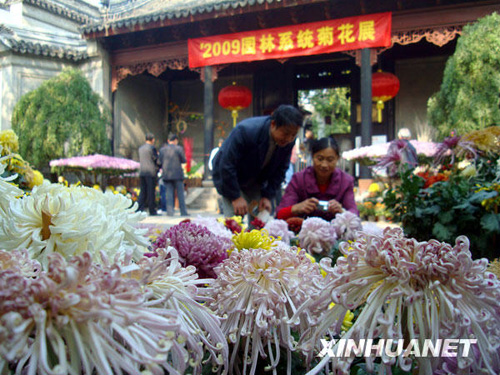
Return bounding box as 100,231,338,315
432,222,455,241
469,190,498,204
438,210,454,224
480,213,500,232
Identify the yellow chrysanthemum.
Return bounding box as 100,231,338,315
26,169,44,189
368,182,381,193
0,129,19,154
328,303,355,333
488,258,500,280
462,126,500,154
218,215,242,225
476,183,500,212
6,153,26,173
301,249,328,277
232,229,277,253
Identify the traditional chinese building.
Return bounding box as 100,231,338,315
0,0,105,130
80,0,499,178
1,0,499,180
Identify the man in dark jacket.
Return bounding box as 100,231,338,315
212,104,303,218
159,133,188,216
137,133,159,215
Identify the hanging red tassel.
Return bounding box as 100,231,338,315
183,137,193,173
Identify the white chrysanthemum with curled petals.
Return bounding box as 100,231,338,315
0,181,148,268
302,228,500,375
331,211,362,242
116,247,228,374
298,217,337,254
208,246,325,375
264,219,294,244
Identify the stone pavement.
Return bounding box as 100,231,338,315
139,208,223,230
139,207,399,231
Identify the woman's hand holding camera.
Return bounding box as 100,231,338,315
292,197,319,215
327,199,343,215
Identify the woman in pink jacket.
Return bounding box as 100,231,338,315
276,137,358,221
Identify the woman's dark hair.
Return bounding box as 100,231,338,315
271,105,304,128
311,137,339,157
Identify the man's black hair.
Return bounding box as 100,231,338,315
168,133,178,142
145,133,155,141
270,105,304,128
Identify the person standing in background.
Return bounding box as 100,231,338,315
159,133,188,217
301,123,315,166
137,133,159,215
394,127,418,167
208,138,224,174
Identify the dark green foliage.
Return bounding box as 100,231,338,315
427,12,500,139
383,168,499,259
12,68,111,169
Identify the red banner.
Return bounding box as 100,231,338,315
188,12,391,68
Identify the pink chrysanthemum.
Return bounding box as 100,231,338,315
152,222,232,279
331,211,362,242
302,228,500,375
263,219,295,244
0,250,187,375
298,217,337,255
208,246,325,375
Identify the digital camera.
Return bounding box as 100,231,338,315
317,200,329,211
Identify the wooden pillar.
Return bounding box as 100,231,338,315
360,48,372,179
203,66,214,180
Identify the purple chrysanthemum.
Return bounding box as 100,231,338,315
152,222,232,279
263,219,295,244
298,217,337,255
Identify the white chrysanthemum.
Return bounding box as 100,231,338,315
298,217,337,254
208,246,325,375
118,247,228,373
360,221,384,237
0,181,148,268
302,228,500,375
331,211,363,242
191,215,233,239
263,219,294,244
0,154,23,213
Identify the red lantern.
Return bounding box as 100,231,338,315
218,82,252,126
372,71,400,123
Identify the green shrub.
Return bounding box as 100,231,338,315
427,12,500,138
12,68,111,169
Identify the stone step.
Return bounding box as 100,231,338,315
185,186,219,211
